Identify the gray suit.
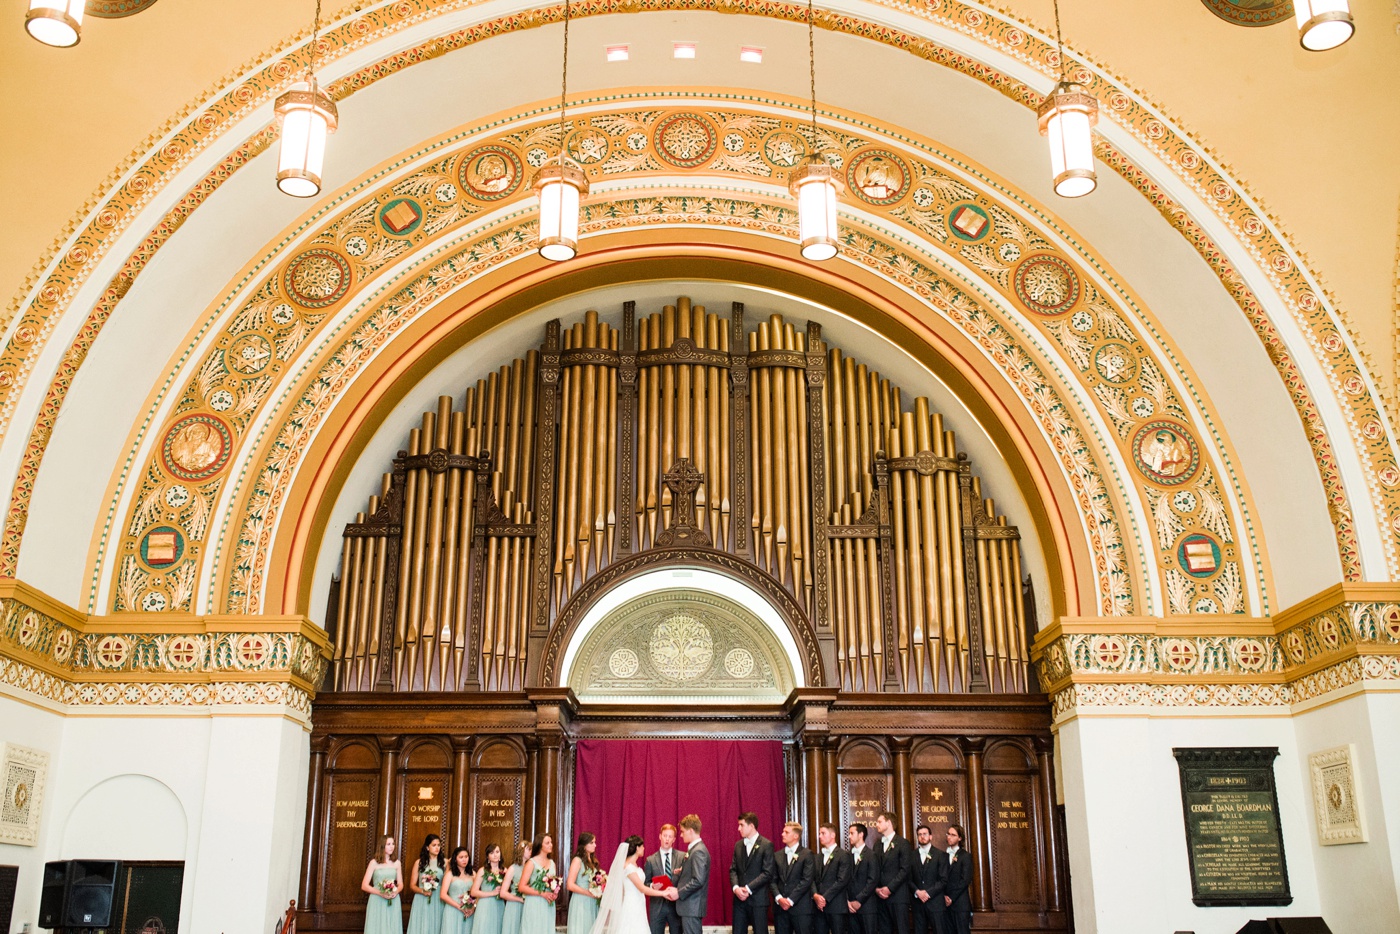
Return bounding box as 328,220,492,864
675,839,710,934
644,849,684,934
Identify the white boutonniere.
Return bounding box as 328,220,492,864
950,854,958,864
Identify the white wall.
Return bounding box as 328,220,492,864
0,693,310,934
1058,713,1325,934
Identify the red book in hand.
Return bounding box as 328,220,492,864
651,875,674,890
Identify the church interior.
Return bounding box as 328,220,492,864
0,1,1397,932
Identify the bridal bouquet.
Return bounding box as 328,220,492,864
460,894,477,918
589,869,607,898
421,867,442,894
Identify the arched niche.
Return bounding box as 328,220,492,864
556,565,804,702
61,774,187,860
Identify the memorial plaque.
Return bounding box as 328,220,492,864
987,776,1038,906
1174,747,1292,906
839,776,890,832
473,774,524,857
324,774,378,907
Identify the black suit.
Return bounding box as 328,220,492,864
910,847,946,934
644,849,684,934
939,848,972,934
845,846,879,934
874,835,913,934
814,847,852,934
731,835,776,934
772,846,816,934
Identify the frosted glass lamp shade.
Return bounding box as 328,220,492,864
534,162,589,262
1037,81,1099,199
26,1,83,47
790,157,843,262
1295,1,1354,51
275,81,338,198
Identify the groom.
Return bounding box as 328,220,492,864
666,813,710,934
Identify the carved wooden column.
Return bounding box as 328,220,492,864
873,453,899,690
802,738,824,842
729,303,753,560
378,736,401,837
1035,736,1063,912
616,302,638,556
463,455,493,691
299,735,328,909
527,321,563,683
523,737,540,840
960,736,993,912
804,322,837,680
823,741,838,829
957,458,990,692
450,735,475,848
892,737,912,838
375,458,407,689
537,738,561,837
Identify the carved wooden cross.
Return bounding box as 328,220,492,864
656,457,711,547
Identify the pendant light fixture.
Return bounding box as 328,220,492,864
25,1,83,47
275,0,339,198
534,0,589,262
1037,0,1098,199
790,0,842,261
1295,1,1354,51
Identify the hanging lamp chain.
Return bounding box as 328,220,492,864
309,0,323,81
559,0,571,167
807,0,819,152
1052,0,1066,82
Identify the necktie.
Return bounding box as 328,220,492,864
663,853,670,874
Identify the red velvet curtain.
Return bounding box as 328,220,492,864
573,739,787,926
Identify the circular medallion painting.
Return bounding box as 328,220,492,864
140,525,186,570
1199,1,1292,27
226,333,273,375
654,113,718,168
1176,533,1221,579
568,127,610,165
724,647,756,679
378,197,424,237
1131,419,1201,486
846,150,908,204
763,130,808,168
608,647,640,678
946,202,991,242
1093,341,1138,384
161,413,232,482
1013,254,1080,315
459,145,524,201
283,248,351,309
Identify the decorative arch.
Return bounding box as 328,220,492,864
1,0,1392,614
542,551,825,690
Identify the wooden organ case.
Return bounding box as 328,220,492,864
302,298,1070,932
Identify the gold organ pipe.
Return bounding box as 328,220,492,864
898,412,923,691
690,305,706,540
555,325,578,601
439,411,465,687
604,331,618,566
660,307,676,529
770,319,791,585
677,298,691,461
994,527,1012,691
718,320,732,551
419,396,451,687
887,427,911,688
914,400,938,691
576,315,599,584
336,526,358,688
790,329,810,601
828,350,847,515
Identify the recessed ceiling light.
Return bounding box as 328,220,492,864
740,46,763,64
673,41,696,59
606,44,629,62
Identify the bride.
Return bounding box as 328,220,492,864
587,836,670,934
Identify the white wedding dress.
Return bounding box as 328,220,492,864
588,845,650,934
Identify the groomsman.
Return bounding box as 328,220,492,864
812,822,851,934
645,823,684,934
772,821,816,934
910,825,945,934
844,823,878,934
731,811,776,934
939,825,973,934
872,811,913,934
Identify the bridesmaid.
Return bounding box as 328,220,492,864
440,846,475,934
361,834,404,934
564,832,600,934
469,843,507,934
407,834,446,934
499,840,529,934
517,834,557,934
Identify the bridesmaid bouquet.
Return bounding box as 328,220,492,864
422,867,443,894
588,869,607,898
544,873,563,897
460,894,477,918
378,879,396,898
485,869,505,888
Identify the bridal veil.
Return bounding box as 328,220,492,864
586,842,635,934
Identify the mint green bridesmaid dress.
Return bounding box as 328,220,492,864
519,862,556,934
565,861,599,934
440,875,476,934
365,864,404,934
501,865,525,934
471,870,505,934
407,861,446,934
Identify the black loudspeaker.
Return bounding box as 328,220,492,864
1268,919,1333,934
63,859,120,927
38,860,68,928
1235,923,1272,934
